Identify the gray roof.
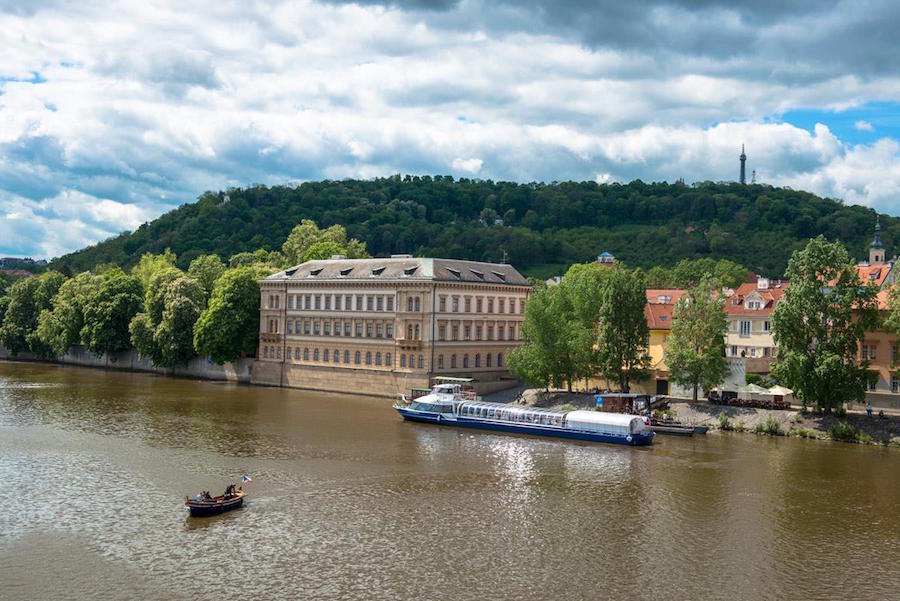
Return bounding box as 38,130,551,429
264,257,531,286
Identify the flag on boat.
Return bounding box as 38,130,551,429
241,475,252,483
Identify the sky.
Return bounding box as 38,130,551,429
1,0,900,259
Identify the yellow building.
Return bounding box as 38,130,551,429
631,289,685,395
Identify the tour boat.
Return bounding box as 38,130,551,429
184,486,245,517
393,383,654,446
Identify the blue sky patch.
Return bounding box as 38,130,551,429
779,102,900,145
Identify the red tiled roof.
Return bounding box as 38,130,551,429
855,263,892,288
724,282,788,316
645,302,676,330
646,289,686,305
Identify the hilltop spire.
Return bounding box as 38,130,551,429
739,144,747,185
870,215,885,264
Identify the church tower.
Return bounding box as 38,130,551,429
739,145,747,184
870,216,885,265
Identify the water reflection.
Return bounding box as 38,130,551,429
1,362,898,601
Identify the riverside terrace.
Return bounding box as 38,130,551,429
251,256,533,397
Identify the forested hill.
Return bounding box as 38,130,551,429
51,177,895,278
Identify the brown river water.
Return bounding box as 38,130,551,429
0,362,898,601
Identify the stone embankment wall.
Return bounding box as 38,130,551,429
0,345,253,383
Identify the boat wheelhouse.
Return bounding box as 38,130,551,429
394,384,653,446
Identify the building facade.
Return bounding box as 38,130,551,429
252,256,532,397
724,277,788,373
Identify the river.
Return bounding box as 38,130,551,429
1,362,898,600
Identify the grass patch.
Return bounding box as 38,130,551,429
828,421,858,442
717,411,732,431
560,403,577,412
857,431,875,444
791,428,820,439
755,415,782,436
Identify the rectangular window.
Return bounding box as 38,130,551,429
287,321,293,334
509,298,515,313
465,297,471,312
386,324,393,338
305,295,311,309
498,325,505,341
314,295,321,310
764,321,771,333
519,299,525,313
366,323,373,337
731,345,738,356
893,373,899,393
487,326,494,340
764,347,771,357
325,295,331,310
377,297,384,311
439,296,446,312
335,296,342,311
740,321,751,337
464,326,471,340
499,299,505,313
304,321,311,335
867,372,878,392
387,297,394,311
438,325,446,341
750,348,756,357
476,325,482,340
287,295,294,309
862,344,869,360
870,344,877,361
452,297,459,312
345,295,352,310
324,322,331,335
314,321,321,335
334,321,341,336
452,326,459,341
367,297,374,311
355,322,362,337
893,345,899,362
344,322,352,336
356,296,363,311
487,298,494,313
477,298,483,312
377,324,383,338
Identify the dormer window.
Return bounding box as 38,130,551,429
447,267,461,279
492,271,506,282
309,267,323,277
285,268,298,277
339,267,353,277
470,269,485,280
403,266,418,276
660,315,668,322
372,266,386,276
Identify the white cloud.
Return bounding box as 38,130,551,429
854,120,874,131
451,157,483,173
0,1,899,258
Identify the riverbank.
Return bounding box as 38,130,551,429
486,388,900,446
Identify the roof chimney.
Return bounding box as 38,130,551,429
757,276,769,290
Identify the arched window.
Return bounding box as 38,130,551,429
486,353,492,367
263,346,268,359
475,353,481,367
295,348,300,360
375,352,382,366
451,354,457,368
334,349,339,363
438,355,444,369
344,350,350,363
414,297,421,312
497,353,503,367
313,348,319,361
323,349,329,362
418,355,424,369
407,324,413,340
286,347,292,361
407,297,413,312
355,351,361,364
463,354,469,368
401,355,407,367
366,352,372,365
303,348,310,361
408,354,414,368
385,353,392,366
414,324,419,339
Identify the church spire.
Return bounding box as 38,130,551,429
870,215,884,264
739,144,747,185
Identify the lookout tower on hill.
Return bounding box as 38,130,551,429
870,217,885,265
739,145,747,185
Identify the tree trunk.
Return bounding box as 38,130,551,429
693,382,699,403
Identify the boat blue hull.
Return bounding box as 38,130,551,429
395,408,653,446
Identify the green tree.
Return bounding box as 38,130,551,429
188,254,225,299
36,272,102,356
281,219,369,265
666,276,728,401
131,249,177,289
130,272,206,368
81,270,144,356
558,262,608,388
772,236,879,413
0,272,65,357
193,267,262,364
0,295,10,324
596,268,650,392
302,240,346,262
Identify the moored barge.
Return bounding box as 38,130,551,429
394,383,654,446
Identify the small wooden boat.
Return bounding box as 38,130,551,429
185,486,245,517
650,420,709,436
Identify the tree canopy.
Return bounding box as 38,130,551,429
596,267,651,392
666,276,728,401
772,236,879,412
193,267,264,364
81,270,144,356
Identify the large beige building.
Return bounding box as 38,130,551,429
252,256,532,397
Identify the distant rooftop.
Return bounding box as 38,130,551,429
264,257,531,286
